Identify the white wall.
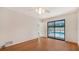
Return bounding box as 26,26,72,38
0,8,39,48
43,12,78,43
77,10,79,45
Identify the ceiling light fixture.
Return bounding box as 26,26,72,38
35,8,45,15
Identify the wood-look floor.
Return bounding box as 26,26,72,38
0,37,78,51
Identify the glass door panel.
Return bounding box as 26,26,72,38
55,20,64,40
48,22,54,38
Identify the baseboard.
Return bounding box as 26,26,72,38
65,41,78,45
0,37,39,49
0,37,45,49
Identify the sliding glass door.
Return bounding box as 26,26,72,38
47,20,65,41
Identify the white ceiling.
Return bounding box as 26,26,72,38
5,7,78,19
